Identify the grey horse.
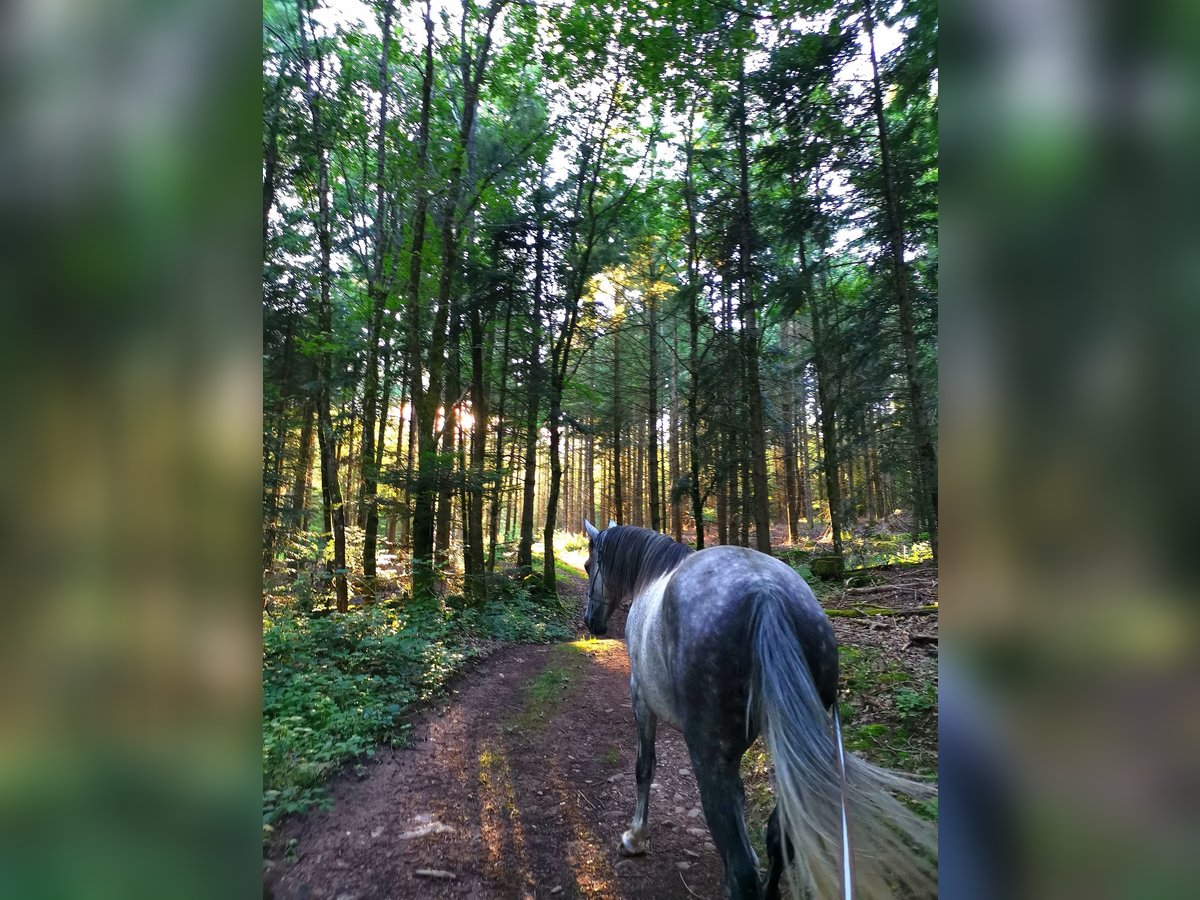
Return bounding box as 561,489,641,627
582,520,936,899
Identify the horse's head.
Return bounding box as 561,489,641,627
582,518,617,636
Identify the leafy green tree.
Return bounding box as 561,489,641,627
261,0,939,599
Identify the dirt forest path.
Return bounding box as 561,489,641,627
264,574,729,900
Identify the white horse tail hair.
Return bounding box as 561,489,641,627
750,586,938,899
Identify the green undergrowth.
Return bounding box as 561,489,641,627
560,531,590,553
507,643,587,732
843,533,933,570
836,645,938,777
262,578,575,842
778,532,933,583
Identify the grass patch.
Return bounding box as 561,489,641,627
477,740,521,816
478,744,506,792
529,549,586,581
509,646,586,731
566,637,621,656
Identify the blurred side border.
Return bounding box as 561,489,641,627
0,1,263,898
942,0,1200,896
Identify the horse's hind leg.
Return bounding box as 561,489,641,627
692,753,759,900
764,805,799,900
620,696,657,855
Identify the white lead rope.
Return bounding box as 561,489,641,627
832,705,856,900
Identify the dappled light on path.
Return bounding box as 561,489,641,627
567,638,630,676
476,739,537,897
266,626,729,899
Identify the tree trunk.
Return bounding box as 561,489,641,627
435,311,462,571
563,431,573,536
375,342,396,474
716,479,728,545
647,285,661,532
541,71,620,590
798,363,814,528
465,302,488,596
414,0,504,595
740,464,752,548
262,304,295,571
809,278,842,559
727,426,740,546
316,404,349,611
781,323,801,543
863,408,876,526
599,454,609,524
669,341,682,541
288,393,317,543
585,418,596,527
357,0,396,597
516,176,545,568
401,365,416,548
297,0,347,611
681,105,706,549
864,0,937,555
406,0,437,594
782,406,800,544
542,391,563,591
868,410,885,525
846,442,857,527
370,340,397,553
633,416,644,528
487,294,513,572
386,375,404,547
612,322,624,525
503,439,518,542
735,54,772,555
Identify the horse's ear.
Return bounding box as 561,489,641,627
608,519,617,529
584,519,599,540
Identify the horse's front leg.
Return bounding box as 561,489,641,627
620,695,658,855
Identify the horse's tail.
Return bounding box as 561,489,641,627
751,586,938,899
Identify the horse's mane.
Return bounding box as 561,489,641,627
599,526,693,601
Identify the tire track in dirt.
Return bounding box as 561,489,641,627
264,580,728,900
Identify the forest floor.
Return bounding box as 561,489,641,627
263,559,937,900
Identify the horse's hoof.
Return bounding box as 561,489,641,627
619,830,648,856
